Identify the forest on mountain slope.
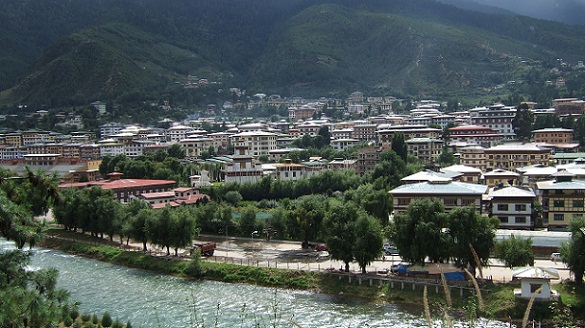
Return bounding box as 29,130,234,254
1,0,585,108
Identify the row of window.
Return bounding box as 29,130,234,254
498,216,528,224
496,204,528,211
552,199,585,208
553,213,584,221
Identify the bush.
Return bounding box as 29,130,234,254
63,316,73,327
112,318,123,328
92,314,99,324
81,313,91,322
125,321,133,328
70,307,80,320
73,320,82,328
224,191,243,205
185,249,203,277
101,311,112,327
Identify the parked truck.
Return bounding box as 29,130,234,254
190,242,217,256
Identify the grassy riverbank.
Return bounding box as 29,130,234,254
38,230,585,326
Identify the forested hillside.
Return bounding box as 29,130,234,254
1,0,585,108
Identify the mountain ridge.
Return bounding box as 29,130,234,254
1,0,584,107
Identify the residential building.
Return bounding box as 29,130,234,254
230,131,277,156
532,128,574,144
406,138,443,164
180,137,215,158
139,187,209,209
352,124,377,142
377,125,441,148
485,143,551,171
537,170,585,230
357,146,387,176
458,146,487,171
99,139,124,157
223,146,264,184
328,158,358,171
273,159,306,180
441,164,483,184
331,138,359,152
469,104,516,139
552,98,585,117
448,125,502,148
486,185,536,229
482,169,521,187
167,124,195,142
99,122,125,138
400,170,462,184
389,179,488,213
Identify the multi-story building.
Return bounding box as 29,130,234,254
223,146,264,184
331,138,359,152
288,106,316,121
532,128,574,144
377,125,441,148
406,138,443,164
80,144,101,160
352,124,377,142
273,159,306,180
482,169,521,187
448,125,502,148
328,158,358,171
124,140,155,158
441,164,483,184
21,130,54,145
4,133,22,147
389,179,488,214
179,137,215,158
485,143,551,171
296,122,322,137
167,124,195,143
537,170,585,230
469,104,516,139
99,122,125,138
357,146,387,176
458,146,487,171
98,139,124,157
230,131,277,156
487,185,536,229
552,98,585,117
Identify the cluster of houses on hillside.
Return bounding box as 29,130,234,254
2,97,585,224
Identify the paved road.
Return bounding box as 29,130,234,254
199,235,572,283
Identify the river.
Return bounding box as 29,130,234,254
1,239,509,327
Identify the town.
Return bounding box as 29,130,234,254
1,95,585,232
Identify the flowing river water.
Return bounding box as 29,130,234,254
2,239,510,327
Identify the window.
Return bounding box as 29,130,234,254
573,214,583,219
515,204,527,211
515,217,527,224
398,198,410,206
553,214,565,221
553,200,565,207
498,217,508,224
573,200,584,208
444,198,457,206
497,204,508,211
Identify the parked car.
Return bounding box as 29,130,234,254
384,244,399,255
550,252,561,262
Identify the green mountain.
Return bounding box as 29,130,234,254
0,0,584,107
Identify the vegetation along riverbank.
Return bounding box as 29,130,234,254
38,230,585,327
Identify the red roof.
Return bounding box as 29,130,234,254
59,179,176,190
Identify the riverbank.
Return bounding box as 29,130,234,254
37,230,584,326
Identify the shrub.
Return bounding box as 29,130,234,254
63,316,73,327
125,321,133,328
101,312,112,327
70,307,80,320
81,313,91,322
92,314,99,324
112,318,123,328
73,320,82,328
185,249,203,277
